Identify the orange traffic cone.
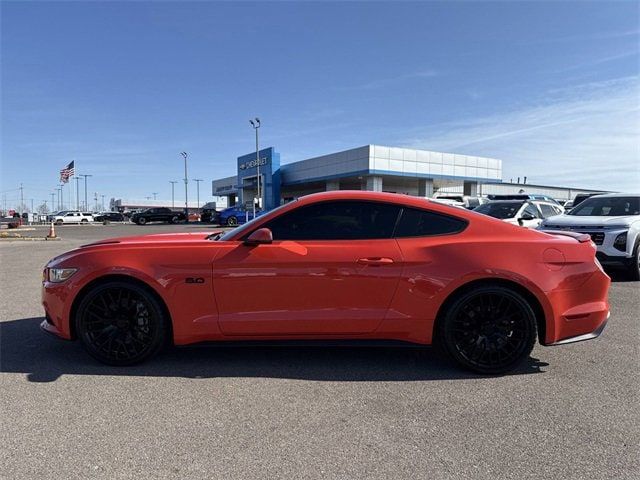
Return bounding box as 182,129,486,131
47,222,56,239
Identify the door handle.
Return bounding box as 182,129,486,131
357,257,394,266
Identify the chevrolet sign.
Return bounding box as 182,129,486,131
239,157,268,170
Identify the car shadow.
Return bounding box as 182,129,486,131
607,268,637,283
1,318,549,383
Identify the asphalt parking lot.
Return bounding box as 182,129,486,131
1,223,638,480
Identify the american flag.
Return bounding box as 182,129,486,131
60,161,75,183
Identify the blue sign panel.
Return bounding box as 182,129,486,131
236,147,281,211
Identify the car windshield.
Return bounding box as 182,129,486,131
474,201,524,219
569,196,640,216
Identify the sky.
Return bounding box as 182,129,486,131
1,1,639,209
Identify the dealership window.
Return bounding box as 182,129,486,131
264,201,401,240
394,208,467,237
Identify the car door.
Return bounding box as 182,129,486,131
212,200,404,336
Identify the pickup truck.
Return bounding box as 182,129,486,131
131,208,186,225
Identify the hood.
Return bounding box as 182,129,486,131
81,231,223,248
542,214,639,228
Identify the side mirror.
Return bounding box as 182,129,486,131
520,212,535,221
244,228,273,246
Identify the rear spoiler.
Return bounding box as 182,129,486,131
539,230,592,243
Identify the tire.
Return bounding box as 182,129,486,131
170,216,179,224
226,216,238,227
137,217,147,225
81,219,88,224
56,219,63,225
75,281,168,366
439,285,537,374
627,240,640,281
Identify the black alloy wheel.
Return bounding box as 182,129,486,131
440,286,537,374
75,281,167,365
170,215,179,224
227,216,238,227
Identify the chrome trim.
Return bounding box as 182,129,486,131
547,312,609,346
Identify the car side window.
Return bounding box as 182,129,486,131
539,204,557,218
523,204,540,218
394,207,467,237
263,201,401,240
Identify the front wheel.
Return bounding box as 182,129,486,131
627,240,640,281
137,217,147,225
170,216,179,224
75,281,168,365
226,216,238,227
439,286,537,374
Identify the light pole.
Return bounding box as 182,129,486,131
19,183,24,218
152,192,158,200
181,152,189,222
193,179,203,211
50,192,55,211
80,174,92,211
74,176,80,210
101,194,105,211
59,184,64,210
169,181,177,208
249,118,261,216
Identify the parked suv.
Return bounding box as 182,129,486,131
474,200,564,228
540,193,640,279
53,211,94,225
131,208,186,225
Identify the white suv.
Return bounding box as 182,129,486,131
53,211,95,225
474,199,564,228
540,193,640,280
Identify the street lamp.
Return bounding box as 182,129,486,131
169,181,177,208
80,174,92,211
249,117,261,216
181,152,189,222
193,179,203,211
152,192,158,200
73,176,81,210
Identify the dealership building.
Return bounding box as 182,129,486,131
211,145,602,210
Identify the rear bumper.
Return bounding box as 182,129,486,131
547,311,609,345
542,268,611,346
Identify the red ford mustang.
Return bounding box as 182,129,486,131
41,191,610,373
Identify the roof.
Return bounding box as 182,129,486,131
589,192,639,198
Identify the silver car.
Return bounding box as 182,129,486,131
540,193,640,280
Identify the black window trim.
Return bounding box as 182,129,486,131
241,199,469,242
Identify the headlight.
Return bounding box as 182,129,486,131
47,268,77,283
613,232,627,252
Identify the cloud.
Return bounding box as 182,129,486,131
402,76,640,191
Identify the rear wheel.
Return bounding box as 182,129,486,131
75,281,167,365
226,216,238,227
56,219,63,225
439,286,537,374
170,216,179,224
